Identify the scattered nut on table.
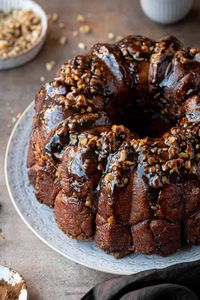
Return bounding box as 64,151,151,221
77,14,85,22
108,32,115,40
40,76,45,82
79,25,91,34
59,36,67,45
78,42,86,50
73,31,79,37
46,60,56,71
59,22,65,29
52,13,58,22
0,9,42,58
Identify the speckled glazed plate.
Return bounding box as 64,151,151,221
5,102,200,275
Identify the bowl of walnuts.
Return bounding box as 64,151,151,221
0,0,48,70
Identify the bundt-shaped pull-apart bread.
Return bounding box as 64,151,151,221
27,35,200,258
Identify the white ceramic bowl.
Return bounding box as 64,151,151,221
0,264,28,300
0,0,48,70
140,0,193,24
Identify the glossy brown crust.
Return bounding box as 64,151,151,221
28,35,200,258
131,220,181,256
54,191,95,239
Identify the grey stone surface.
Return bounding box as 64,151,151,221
0,0,200,299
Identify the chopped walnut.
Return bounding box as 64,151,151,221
59,22,65,29
78,42,86,50
77,14,85,22
108,216,115,225
52,13,58,22
108,32,115,40
73,31,79,37
46,60,56,71
79,25,91,34
59,36,67,45
12,116,17,123
16,112,21,119
85,196,92,207
40,76,45,82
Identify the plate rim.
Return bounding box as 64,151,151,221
4,101,200,275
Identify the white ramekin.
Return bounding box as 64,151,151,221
0,0,48,70
140,0,193,24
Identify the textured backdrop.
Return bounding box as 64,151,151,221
0,0,200,299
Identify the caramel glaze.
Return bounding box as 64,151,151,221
28,35,200,257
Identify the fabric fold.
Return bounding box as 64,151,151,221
82,260,200,300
